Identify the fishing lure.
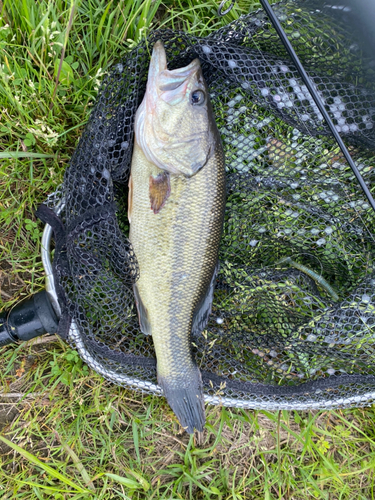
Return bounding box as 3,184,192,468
277,257,339,302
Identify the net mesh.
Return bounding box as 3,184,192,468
41,0,375,409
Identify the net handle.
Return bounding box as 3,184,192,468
259,0,375,213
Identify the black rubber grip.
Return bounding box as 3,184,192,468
0,290,59,346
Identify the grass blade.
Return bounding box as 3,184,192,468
50,0,77,109
0,152,55,159
55,431,96,491
0,435,90,493
105,473,144,490
96,0,113,49
132,420,141,464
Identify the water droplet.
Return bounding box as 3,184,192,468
202,45,212,54
316,238,326,246
362,294,371,303
261,88,269,96
216,317,224,324
249,239,259,247
227,59,237,69
121,141,129,149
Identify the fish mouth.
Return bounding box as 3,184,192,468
149,41,202,105
158,59,202,92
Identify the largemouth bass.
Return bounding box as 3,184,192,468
128,41,226,433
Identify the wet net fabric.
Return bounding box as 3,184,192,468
43,0,375,409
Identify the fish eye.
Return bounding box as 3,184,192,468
191,90,205,106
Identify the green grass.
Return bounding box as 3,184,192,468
1,0,375,498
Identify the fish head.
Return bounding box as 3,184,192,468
134,41,217,177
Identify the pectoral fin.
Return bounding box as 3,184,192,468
149,172,171,214
133,284,152,335
191,263,219,336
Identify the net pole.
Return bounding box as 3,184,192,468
259,0,375,213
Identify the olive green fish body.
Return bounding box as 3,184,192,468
129,41,225,433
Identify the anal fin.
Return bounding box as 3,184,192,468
191,263,219,337
133,284,152,335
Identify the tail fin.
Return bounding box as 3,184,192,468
158,368,205,434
